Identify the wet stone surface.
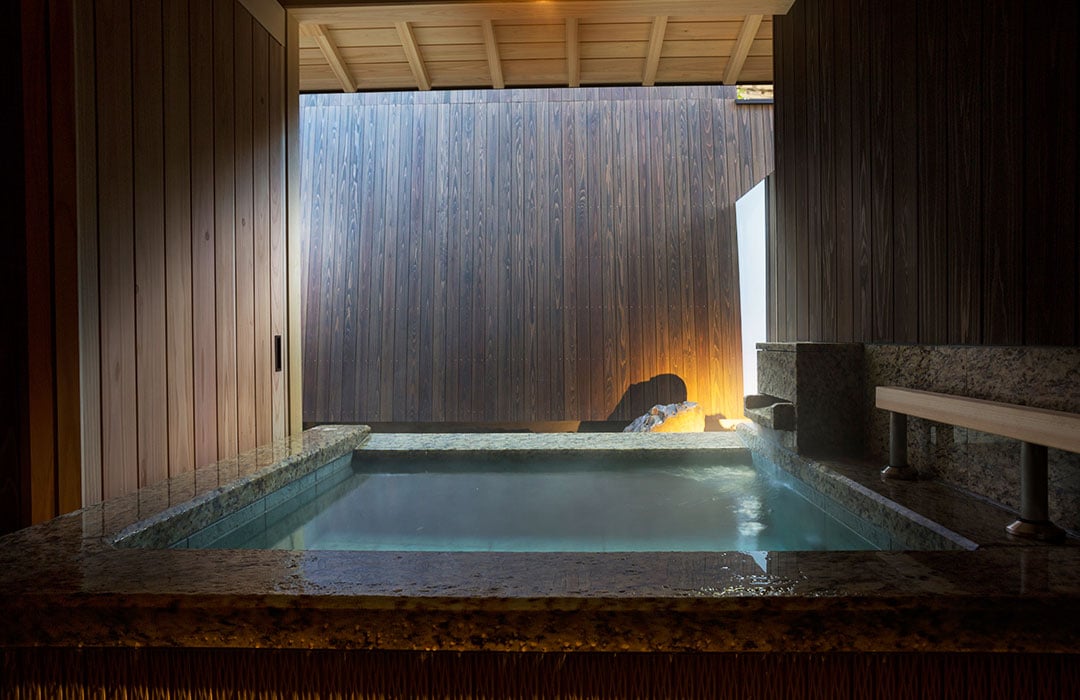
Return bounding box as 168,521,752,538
0,427,1078,653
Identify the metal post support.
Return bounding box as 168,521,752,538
1006,442,1066,542
881,411,916,480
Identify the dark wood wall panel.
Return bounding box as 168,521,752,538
2,0,288,531
2,0,28,532
914,0,948,345
302,86,774,424
10,0,83,527
771,0,1080,346
982,0,1023,345
133,0,168,491
162,0,195,485
1023,1,1078,345
77,0,288,506
96,0,139,499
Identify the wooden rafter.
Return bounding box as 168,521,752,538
722,14,763,85
303,23,356,93
565,18,579,87
395,20,431,91
642,16,667,86
480,19,504,89
293,2,782,92
288,1,796,24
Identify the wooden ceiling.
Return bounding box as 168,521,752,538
286,1,794,93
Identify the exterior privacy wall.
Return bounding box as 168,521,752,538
301,86,774,424
770,0,1079,345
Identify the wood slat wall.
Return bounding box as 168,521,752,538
77,0,288,505
770,0,1080,345
301,86,773,424
1,0,82,533
1,0,27,534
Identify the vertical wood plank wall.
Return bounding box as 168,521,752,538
301,87,773,424
771,0,1080,345
4,0,34,532
2,0,82,532
78,0,287,505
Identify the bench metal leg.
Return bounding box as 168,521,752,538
881,411,916,480
1006,442,1065,543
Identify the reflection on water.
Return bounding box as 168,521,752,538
209,458,877,553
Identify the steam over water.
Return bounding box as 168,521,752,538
211,458,876,552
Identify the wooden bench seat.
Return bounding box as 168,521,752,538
876,386,1080,454
875,386,1075,542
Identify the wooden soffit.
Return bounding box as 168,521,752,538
286,0,791,92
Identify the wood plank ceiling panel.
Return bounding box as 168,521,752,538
303,24,357,92
292,0,784,91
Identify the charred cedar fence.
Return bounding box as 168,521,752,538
301,86,772,424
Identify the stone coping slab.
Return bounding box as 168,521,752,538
0,427,1079,654
360,431,747,451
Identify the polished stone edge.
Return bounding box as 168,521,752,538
176,453,359,549
360,432,747,452
5,592,1080,653
111,425,371,548
7,428,1080,654
737,423,978,551
756,341,863,353
744,395,796,431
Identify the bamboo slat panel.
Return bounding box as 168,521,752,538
301,86,773,424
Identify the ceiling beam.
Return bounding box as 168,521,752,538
565,18,579,87
238,0,285,45
287,1,796,24
395,20,431,91
303,23,356,92
642,16,667,87
480,19,504,89
722,14,763,85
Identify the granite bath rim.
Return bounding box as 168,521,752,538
0,425,1078,654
